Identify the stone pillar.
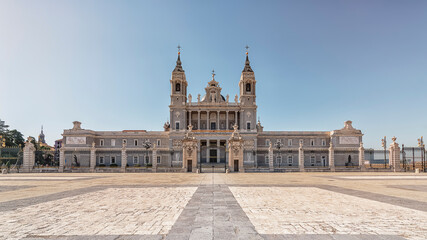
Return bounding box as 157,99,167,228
22,139,35,173
217,140,220,163
359,142,366,171
226,111,229,130
235,111,238,128
329,142,335,172
121,142,127,173
207,140,210,163
217,111,220,130
152,144,157,172
228,125,244,172
268,142,274,172
197,111,201,130
240,110,244,130
188,110,192,127
59,146,65,173
298,142,304,172
389,136,401,172
90,142,96,172
207,111,210,130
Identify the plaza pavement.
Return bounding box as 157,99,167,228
0,172,426,240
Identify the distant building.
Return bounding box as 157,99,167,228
60,49,364,172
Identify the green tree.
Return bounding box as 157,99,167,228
5,129,25,147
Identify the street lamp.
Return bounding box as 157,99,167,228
381,136,387,168
418,136,425,172
274,141,284,168
142,140,152,167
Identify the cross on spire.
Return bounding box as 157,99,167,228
212,69,215,79
177,45,181,55
245,45,249,55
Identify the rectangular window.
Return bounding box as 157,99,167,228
265,139,270,146
310,139,315,146
133,156,138,164
321,139,326,146
134,139,138,146
111,156,116,164
287,156,293,164
321,156,326,166
157,139,161,146
100,139,104,146
265,155,269,164
176,122,180,130
246,122,251,130
111,139,116,146
157,156,161,164
276,156,282,164
288,139,292,146
310,156,315,164
99,156,104,164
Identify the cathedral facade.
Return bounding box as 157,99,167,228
59,50,364,172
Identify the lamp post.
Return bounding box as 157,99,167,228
381,136,387,168
418,137,425,172
142,140,152,167
274,141,284,168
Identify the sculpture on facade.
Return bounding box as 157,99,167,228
188,94,192,103
226,94,229,103
234,94,238,103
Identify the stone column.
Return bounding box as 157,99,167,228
299,142,304,172
389,136,401,172
152,144,157,172
235,111,238,128
207,140,210,163
188,110,192,127
329,142,335,172
217,111,220,130
268,142,274,172
22,139,35,173
240,110,244,130
59,146,65,173
217,140,220,163
359,142,366,171
207,111,210,130
121,142,127,173
197,111,201,130
90,142,96,172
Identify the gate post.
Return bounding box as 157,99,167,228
152,144,157,172
299,141,304,172
90,141,96,172
59,145,65,172
22,138,35,173
182,125,198,173
329,142,335,172
359,142,366,171
121,142,127,173
268,142,274,172
389,136,401,172
228,124,244,172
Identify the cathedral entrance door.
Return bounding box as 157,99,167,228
187,160,192,172
234,160,239,172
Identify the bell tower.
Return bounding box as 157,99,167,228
239,46,257,130
170,46,188,131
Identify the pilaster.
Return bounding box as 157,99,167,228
268,142,274,172
121,142,127,173
389,137,401,172
359,142,366,171
90,142,96,172
329,142,335,172
22,139,35,173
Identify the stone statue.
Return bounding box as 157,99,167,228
188,94,192,103
197,94,201,103
226,94,229,103
92,141,96,148
234,94,238,103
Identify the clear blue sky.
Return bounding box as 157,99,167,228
1,0,426,148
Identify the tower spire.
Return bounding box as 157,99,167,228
173,45,184,72
243,45,253,72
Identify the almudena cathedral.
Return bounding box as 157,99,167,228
57,50,368,173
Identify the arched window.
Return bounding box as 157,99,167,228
175,83,181,92
246,83,251,92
